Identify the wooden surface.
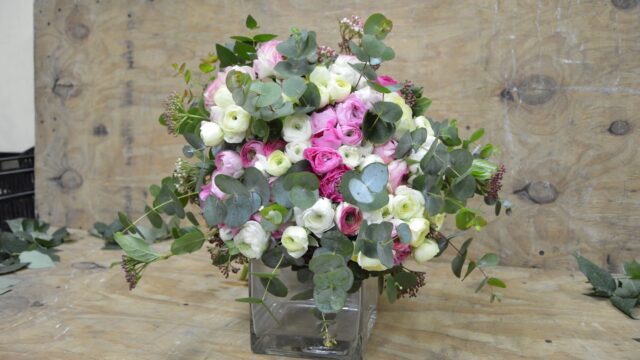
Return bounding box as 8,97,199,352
33,0,640,270
0,231,638,359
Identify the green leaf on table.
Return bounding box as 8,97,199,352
624,260,640,279
615,279,640,299
171,229,205,255
0,258,29,275
114,232,160,263
610,296,637,319
245,14,258,29
19,250,55,269
260,276,288,297
574,253,616,296
0,278,19,295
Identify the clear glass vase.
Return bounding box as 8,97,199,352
249,260,378,360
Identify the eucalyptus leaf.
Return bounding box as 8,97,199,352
260,276,288,297
19,250,55,269
282,77,306,99
574,253,616,296
171,230,205,255
114,233,161,263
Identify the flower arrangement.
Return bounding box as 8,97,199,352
115,13,511,346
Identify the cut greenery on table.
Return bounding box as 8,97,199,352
575,253,639,319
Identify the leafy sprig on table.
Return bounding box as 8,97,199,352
575,254,639,319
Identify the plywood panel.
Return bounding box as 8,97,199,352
34,0,640,269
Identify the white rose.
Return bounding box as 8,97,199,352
327,74,352,103
281,226,309,259
214,87,235,109
354,86,382,107
310,65,330,87
356,252,388,271
413,240,439,263
389,186,426,221
282,114,312,142
408,217,430,247
358,154,384,171
266,150,292,176
338,145,361,168
285,141,310,163
233,221,269,259
200,121,224,146
329,55,362,88
302,198,335,236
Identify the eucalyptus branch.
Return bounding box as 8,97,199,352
122,191,198,234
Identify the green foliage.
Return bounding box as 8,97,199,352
170,229,205,255
260,276,288,297
319,231,354,262
274,29,317,77
245,15,258,29
309,252,354,313
339,163,389,211
114,233,161,263
363,13,393,39
353,221,394,268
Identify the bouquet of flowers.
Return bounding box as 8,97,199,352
116,12,510,342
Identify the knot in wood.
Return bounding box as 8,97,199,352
516,75,557,105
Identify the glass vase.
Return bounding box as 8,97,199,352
249,260,378,360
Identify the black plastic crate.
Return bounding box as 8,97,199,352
0,148,35,230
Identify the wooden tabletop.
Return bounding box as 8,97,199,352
0,231,637,360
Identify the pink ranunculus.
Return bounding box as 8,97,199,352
200,172,227,203
203,65,255,108
215,150,244,178
337,125,363,146
335,95,367,127
264,139,286,156
387,159,409,193
393,240,412,265
303,147,343,175
241,140,265,167
335,202,363,236
311,128,342,149
310,107,338,133
373,140,398,164
271,223,288,240
253,40,283,79
319,165,350,202
250,212,263,222
376,75,398,87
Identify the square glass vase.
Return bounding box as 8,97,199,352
249,260,378,360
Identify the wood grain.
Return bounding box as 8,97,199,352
0,231,638,360
33,0,640,270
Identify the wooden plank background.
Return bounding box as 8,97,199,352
34,0,640,270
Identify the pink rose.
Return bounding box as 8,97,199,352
264,139,286,156
310,108,338,133
215,150,243,178
204,65,255,108
253,40,283,79
335,203,363,236
319,165,350,202
241,140,265,167
372,140,397,164
393,240,411,265
199,172,226,202
303,147,343,175
311,128,342,149
387,160,409,193
376,75,398,87
335,95,367,127
337,125,363,146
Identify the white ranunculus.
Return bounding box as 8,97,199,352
430,213,446,230
338,145,361,168
209,105,225,122
358,154,384,171
200,121,224,147
233,221,269,259
327,74,352,103
219,226,236,241
317,85,330,108
386,93,415,139
408,217,430,248
214,87,235,109
310,65,331,87
220,105,250,143
329,55,362,88
285,141,310,163
282,113,312,142
359,141,374,157
302,198,335,236
356,252,388,271
252,154,269,176
408,145,429,174
353,86,382,107
389,186,426,221
362,208,383,224
280,226,309,259
266,150,292,176
413,240,439,263
414,115,434,136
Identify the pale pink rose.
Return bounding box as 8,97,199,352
311,128,342,149
264,139,286,156
388,160,409,193
203,65,255,108
200,172,227,202
241,140,265,167
372,140,397,164
215,150,243,178
310,107,338,133
253,40,283,79
376,75,398,87
335,203,363,236
319,165,350,202
393,240,411,265
303,147,343,175
335,95,367,127
337,125,363,146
